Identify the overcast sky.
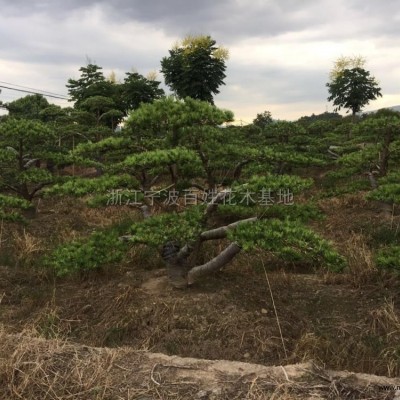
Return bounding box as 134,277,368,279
1,0,399,122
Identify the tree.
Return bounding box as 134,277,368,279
67,64,164,129
161,35,228,104
0,119,56,202
121,72,164,113
326,67,382,117
329,55,366,81
6,94,50,120
67,64,113,107
45,97,345,284
253,111,273,129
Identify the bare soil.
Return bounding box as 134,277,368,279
0,194,399,399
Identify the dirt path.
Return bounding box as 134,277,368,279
1,332,399,400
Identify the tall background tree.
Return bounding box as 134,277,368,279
5,94,50,120
161,35,228,104
326,57,382,117
252,110,273,129
66,63,164,133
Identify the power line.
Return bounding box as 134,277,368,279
0,84,69,100
0,81,69,99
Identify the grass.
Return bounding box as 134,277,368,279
12,229,47,267
0,189,400,397
0,330,397,400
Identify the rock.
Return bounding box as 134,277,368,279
196,389,210,399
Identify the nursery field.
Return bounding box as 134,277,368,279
0,189,400,399
1,61,400,398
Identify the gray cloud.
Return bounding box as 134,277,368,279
0,0,398,121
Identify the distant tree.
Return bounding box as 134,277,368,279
6,94,50,120
121,72,164,113
297,112,342,127
329,55,366,81
67,64,164,130
327,67,382,117
253,111,273,129
161,35,228,104
67,64,114,108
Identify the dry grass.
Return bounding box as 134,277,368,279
0,330,397,400
12,229,47,267
323,232,379,287
293,298,400,378
1,193,400,398
0,329,117,400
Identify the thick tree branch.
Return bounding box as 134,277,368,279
176,244,193,261
327,147,340,159
187,242,242,285
233,159,253,179
29,182,51,199
205,189,231,217
200,217,258,241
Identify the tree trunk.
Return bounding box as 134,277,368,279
161,242,191,289
379,128,393,177
367,172,378,189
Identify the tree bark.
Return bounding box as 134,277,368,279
187,242,242,285
367,172,378,189
200,217,258,241
233,160,252,179
379,127,393,177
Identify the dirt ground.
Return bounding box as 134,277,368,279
0,194,400,399
1,332,399,400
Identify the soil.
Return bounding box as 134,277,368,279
0,194,399,399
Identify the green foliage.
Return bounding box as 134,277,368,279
74,136,127,152
45,174,138,197
86,189,144,208
352,116,400,140
46,229,128,276
229,219,346,271
0,194,31,222
5,94,50,120
120,147,200,170
67,63,164,129
253,111,273,129
234,174,314,195
0,118,56,200
258,203,323,221
264,121,306,144
297,112,342,128
327,67,382,115
161,35,227,104
127,207,204,247
375,246,400,272
338,145,379,171
367,183,400,204
217,203,323,223
368,225,400,247
126,96,233,143
67,64,113,108
122,71,164,112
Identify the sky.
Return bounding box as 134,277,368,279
0,0,399,122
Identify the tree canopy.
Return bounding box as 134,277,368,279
326,67,382,116
67,63,164,128
161,35,228,104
